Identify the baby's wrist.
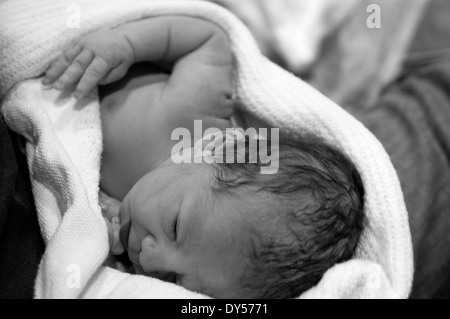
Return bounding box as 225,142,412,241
114,28,137,64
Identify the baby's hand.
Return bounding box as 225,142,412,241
104,217,124,256
100,192,125,255
42,29,135,100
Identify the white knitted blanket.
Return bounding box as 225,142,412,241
0,0,413,299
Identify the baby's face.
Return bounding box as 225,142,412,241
119,158,253,298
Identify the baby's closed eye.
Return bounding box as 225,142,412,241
170,212,179,242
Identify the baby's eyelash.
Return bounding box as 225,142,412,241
171,214,178,240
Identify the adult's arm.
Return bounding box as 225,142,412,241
346,61,450,299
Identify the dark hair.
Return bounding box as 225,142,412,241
211,134,365,299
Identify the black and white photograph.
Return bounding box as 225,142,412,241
0,0,449,303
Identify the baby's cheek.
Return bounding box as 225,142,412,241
127,225,143,256
129,203,156,237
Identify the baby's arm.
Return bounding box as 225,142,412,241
115,16,234,116
43,16,234,116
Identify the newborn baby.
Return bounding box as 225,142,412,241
42,16,364,299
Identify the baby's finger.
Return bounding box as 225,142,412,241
64,44,84,62
73,57,109,99
111,217,125,255
100,200,121,221
42,45,82,86
42,58,71,87
53,49,94,91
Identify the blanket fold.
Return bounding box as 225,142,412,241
0,0,413,299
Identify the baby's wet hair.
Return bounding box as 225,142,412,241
211,134,365,299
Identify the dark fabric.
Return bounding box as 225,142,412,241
408,0,450,55
346,61,450,299
0,116,45,299
404,0,450,76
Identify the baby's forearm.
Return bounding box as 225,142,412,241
115,16,230,64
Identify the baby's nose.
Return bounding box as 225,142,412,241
139,236,180,282
142,235,157,251
139,235,167,272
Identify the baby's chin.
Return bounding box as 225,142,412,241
132,264,176,283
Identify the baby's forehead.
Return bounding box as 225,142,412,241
156,161,217,206
157,157,274,227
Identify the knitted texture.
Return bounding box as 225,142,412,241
0,0,413,299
